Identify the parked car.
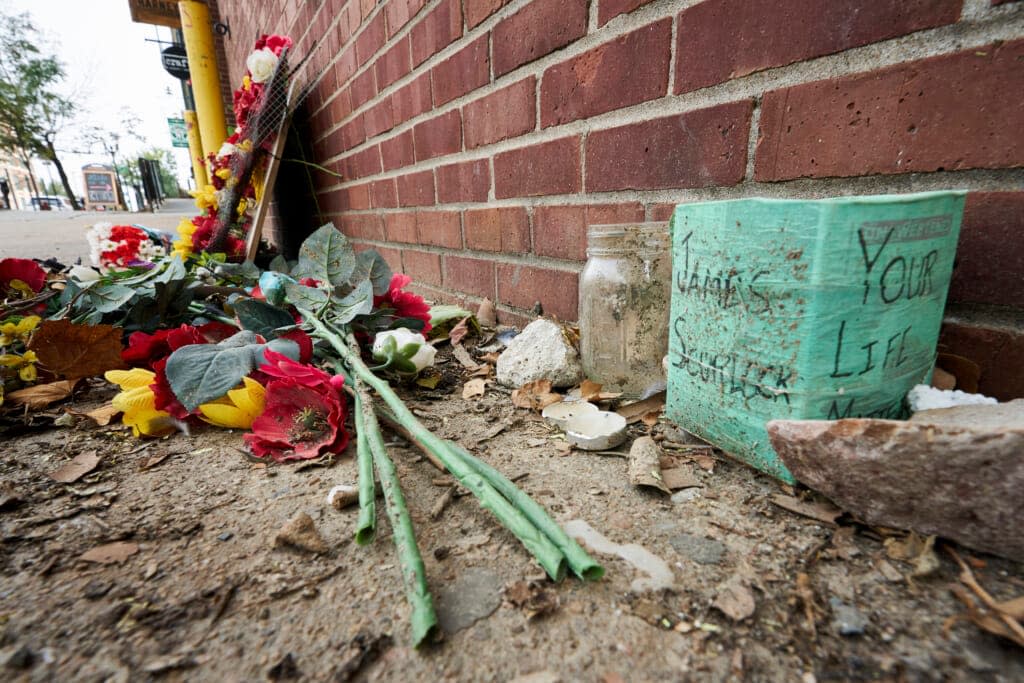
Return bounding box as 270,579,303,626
30,196,70,211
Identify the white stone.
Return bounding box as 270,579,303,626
496,319,583,388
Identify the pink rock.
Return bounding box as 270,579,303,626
767,402,1024,561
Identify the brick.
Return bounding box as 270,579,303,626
417,210,462,248
411,0,463,66
586,100,752,191
432,34,490,107
464,207,529,253
353,242,402,275
333,46,358,87
598,0,653,25
647,203,675,222
385,0,411,37
492,0,587,77
340,213,384,240
402,249,443,286
350,68,377,109
413,109,462,161
436,159,490,203
375,36,411,90
541,19,670,128
340,115,366,150
344,145,382,179
464,76,536,149
391,72,433,124
948,192,1024,308
446,255,495,299
675,0,963,94
381,130,415,171
939,315,1024,401
533,203,644,260
755,40,1024,181
397,170,435,206
319,188,345,215
494,135,581,199
328,89,353,126
363,98,395,138
344,183,371,210
466,0,506,28
384,211,418,243
496,264,578,319
370,178,399,208
355,12,386,65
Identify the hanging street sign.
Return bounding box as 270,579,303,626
161,45,190,80
167,117,189,148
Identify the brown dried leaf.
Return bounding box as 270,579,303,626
640,410,661,427
28,319,126,379
661,466,700,491
479,352,501,364
448,316,471,345
616,391,666,423
476,298,497,327
770,493,841,526
49,451,101,483
462,378,487,400
511,380,562,411
451,343,479,370
936,352,981,393
713,575,756,622
505,580,559,619
5,379,79,410
469,363,493,378
66,403,121,426
81,541,139,564
579,379,603,402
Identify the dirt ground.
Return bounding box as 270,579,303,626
1,359,1023,682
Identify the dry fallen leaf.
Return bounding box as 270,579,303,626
579,379,603,402
479,351,501,364
451,343,479,370
448,316,472,345
66,403,121,426
81,541,139,564
769,493,841,526
640,410,661,427
49,451,101,483
616,391,666,423
462,378,487,400
28,319,126,379
505,580,559,619
936,352,981,394
469,363,493,378
4,379,79,410
511,379,562,411
661,466,700,491
629,437,670,495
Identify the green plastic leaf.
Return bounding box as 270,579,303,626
165,331,299,411
284,280,329,311
352,249,393,296
214,260,261,283
153,256,187,284
291,223,356,286
234,299,296,338
428,304,473,329
81,283,137,313
329,278,373,326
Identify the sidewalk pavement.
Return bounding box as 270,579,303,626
0,198,196,264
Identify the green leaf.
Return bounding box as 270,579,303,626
268,254,290,274
214,260,261,283
329,278,373,326
80,283,137,313
152,256,187,284
428,304,473,329
284,280,328,311
234,299,296,338
291,223,356,286
352,249,393,296
165,331,299,411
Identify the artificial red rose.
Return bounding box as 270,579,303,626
254,34,293,56
258,347,344,390
373,273,432,333
244,375,349,461
0,258,47,297
123,321,238,368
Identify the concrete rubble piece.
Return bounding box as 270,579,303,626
767,400,1024,562
496,319,583,388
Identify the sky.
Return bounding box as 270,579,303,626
6,0,197,194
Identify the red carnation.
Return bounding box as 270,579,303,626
373,274,432,333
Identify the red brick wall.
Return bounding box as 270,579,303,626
212,0,1024,326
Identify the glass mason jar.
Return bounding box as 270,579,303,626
579,222,672,396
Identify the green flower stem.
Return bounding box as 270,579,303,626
303,314,568,581
352,386,376,545
447,442,604,581
355,373,437,647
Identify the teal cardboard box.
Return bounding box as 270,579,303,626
666,191,966,483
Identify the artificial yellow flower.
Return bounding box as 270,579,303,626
198,376,265,429
242,74,251,91
105,368,176,437
190,184,219,212
172,218,197,259
0,315,40,345
0,350,38,381
215,167,231,180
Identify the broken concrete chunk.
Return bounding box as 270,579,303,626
768,403,1024,562
275,512,328,554
496,319,583,389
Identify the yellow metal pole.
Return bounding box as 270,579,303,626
178,1,226,181
182,110,207,187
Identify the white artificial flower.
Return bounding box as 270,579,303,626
372,328,436,372
217,141,237,158
68,265,100,282
246,47,278,83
